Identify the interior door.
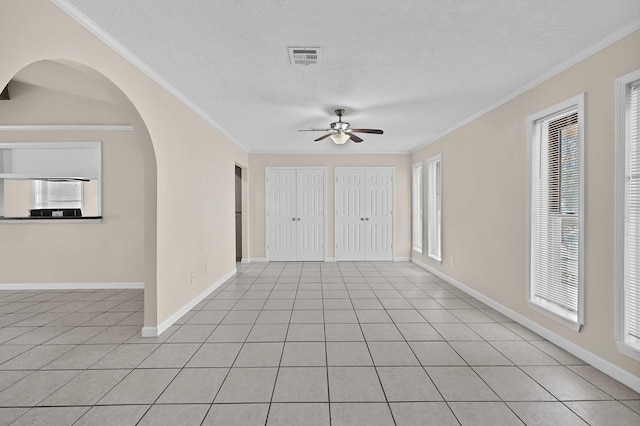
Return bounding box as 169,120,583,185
335,167,393,261
267,169,297,261
365,168,393,260
335,168,366,261
297,169,324,261
267,168,325,261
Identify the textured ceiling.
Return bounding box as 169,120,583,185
57,0,640,153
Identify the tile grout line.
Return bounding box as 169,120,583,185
261,263,294,426
0,262,638,424
347,262,398,426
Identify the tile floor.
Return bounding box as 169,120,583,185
0,261,638,425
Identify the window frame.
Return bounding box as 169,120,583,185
615,69,640,360
426,154,442,263
526,93,586,331
412,162,423,254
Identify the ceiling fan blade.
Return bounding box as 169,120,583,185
350,128,384,135
347,133,364,143
298,128,332,132
314,133,333,142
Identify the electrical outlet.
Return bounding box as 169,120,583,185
190,273,196,283
450,257,455,267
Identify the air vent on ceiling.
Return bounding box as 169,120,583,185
288,47,320,65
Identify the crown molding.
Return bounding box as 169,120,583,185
0,124,133,131
412,17,640,154
49,0,248,152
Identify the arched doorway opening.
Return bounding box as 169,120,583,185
0,59,158,331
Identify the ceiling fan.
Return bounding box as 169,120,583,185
298,108,384,144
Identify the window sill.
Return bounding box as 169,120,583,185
616,341,640,362
527,300,583,332
0,216,103,224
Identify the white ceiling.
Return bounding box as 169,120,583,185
57,0,640,153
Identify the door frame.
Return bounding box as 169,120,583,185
334,166,396,261
265,167,328,261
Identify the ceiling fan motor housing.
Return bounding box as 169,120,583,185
300,108,382,143
331,121,350,131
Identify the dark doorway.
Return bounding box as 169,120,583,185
235,165,242,262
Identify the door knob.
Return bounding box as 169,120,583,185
360,218,365,221
297,218,301,221
291,218,296,221
365,218,369,221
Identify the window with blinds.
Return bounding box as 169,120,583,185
616,71,640,359
412,162,423,253
528,94,584,330
427,155,442,262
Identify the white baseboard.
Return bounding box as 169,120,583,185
325,257,336,262
140,326,159,338
394,257,411,262
0,282,144,290
141,268,237,337
240,258,251,264
411,258,640,393
246,258,268,263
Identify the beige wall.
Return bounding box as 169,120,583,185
412,30,640,377
83,180,100,217
248,154,411,260
3,180,32,217
1,0,249,329
0,82,145,283
0,133,145,284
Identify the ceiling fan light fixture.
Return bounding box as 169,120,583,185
330,132,350,145
300,109,383,145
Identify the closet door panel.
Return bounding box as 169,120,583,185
297,169,324,261
335,168,366,261
267,169,297,261
365,168,393,261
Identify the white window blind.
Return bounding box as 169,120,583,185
412,163,423,253
427,155,442,262
528,95,584,329
618,75,640,357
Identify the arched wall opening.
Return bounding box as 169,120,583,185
2,0,250,337
0,59,159,328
